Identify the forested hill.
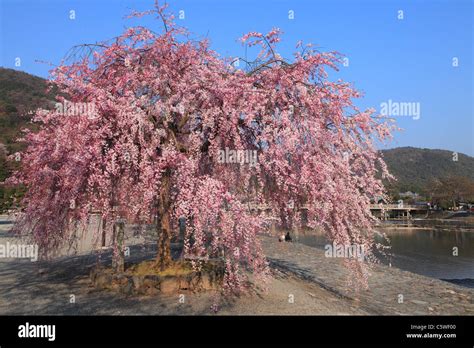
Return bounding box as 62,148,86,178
0,67,53,156
0,67,54,209
380,147,474,193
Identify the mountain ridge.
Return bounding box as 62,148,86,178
380,146,474,193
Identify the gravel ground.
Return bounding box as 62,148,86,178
0,217,366,315
2,216,471,315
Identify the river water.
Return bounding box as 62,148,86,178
296,226,474,288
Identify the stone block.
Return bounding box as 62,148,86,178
160,277,180,294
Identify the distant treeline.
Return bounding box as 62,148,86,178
381,147,474,207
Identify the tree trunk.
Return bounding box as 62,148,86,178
101,218,107,247
113,220,125,273
111,222,117,270
156,171,172,269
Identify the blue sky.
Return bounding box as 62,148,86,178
1,0,472,155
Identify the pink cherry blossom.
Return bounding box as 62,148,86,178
7,2,394,294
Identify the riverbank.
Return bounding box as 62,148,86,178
379,215,474,230
261,236,473,315
0,218,367,315
0,243,368,315
0,216,472,315
296,226,474,289
0,235,471,315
